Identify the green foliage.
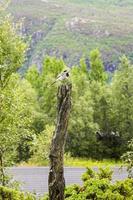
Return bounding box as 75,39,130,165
1,9,132,165
30,125,54,164
121,139,133,178
0,74,38,185
27,57,66,126
41,168,133,200
0,74,37,164
0,15,27,88
111,179,133,198
67,64,98,157
82,167,113,182
27,55,99,159
110,56,133,155
0,12,38,186
40,195,49,200
82,167,95,181
0,186,36,200
26,65,40,91
63,168,133,200
89,49,107,83
0,10,28,167
65,184,80,199
26,53,133,161
97,167,113,181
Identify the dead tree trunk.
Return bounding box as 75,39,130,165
48,83,72,200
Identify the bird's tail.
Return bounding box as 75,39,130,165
47,80,57,88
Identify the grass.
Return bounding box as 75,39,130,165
64,157,121,167
19,156,121,167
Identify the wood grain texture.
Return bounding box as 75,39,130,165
48,83,72,200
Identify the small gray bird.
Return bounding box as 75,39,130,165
49,69,70,86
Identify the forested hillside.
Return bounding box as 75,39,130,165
8,0,133,72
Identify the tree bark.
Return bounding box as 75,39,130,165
48,83,72,200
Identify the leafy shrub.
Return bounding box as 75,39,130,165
64,167,133,200
82,167,95,181
40,195,49,200
97,167,113,181
30,125,54,165
121,139,133,178
65,184,80,198
0,186,36,200
82,167,113,182
111,179,133,198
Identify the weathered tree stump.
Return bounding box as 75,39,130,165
48,83,72,200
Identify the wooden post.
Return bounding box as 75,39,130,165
48,83,72,200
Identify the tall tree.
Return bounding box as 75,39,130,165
89,49,107,83
0,16,27,89
0,74,38,185
88,49,114,158
89,49,108,126
111,56,133,156
67,65,98,158
0,12,29,185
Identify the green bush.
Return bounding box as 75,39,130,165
82,167,113,182
97,167,113,181
64,168,133,200
0,186,36,200
82,167,95,182
121,139,133,178
65,184,80,198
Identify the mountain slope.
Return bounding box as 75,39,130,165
9,0,133,71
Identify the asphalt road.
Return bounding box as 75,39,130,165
8,167,128,197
